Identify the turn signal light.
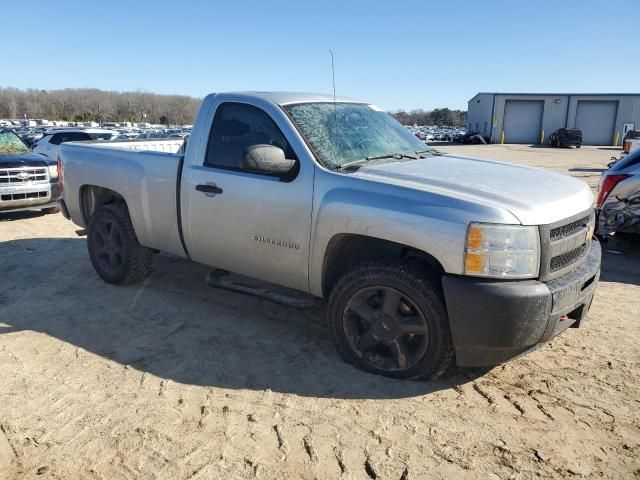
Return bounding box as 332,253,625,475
467,225,484,249
465,252,484,273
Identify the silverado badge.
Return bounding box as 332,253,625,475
253,235,300,250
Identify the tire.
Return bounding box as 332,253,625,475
327,261,454,379
42,206,60,214
576,144,581,148
87,203,153,285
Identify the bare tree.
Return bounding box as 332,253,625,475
0,86,201,125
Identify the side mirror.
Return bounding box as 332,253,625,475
241,144,296,175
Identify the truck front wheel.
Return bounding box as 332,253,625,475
327,262,454,379
87,204,153,285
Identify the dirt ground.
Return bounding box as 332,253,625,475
0,145,638,480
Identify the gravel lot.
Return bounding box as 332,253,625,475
1,145,638,480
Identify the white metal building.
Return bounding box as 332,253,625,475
467,93,640,145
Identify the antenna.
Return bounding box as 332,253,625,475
329,49,336,104
329,49,338,154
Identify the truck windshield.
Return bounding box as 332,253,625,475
283,102,430,168
0,130,29,154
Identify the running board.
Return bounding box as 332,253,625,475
206,269,321,309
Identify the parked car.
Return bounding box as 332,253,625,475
32,130,92,159
549,128,582,148
20,127,49,146
596,149,640,236
82,128,120,141
32,128,120,159
0,128,60,214
453,132,488,145
58,92,600,379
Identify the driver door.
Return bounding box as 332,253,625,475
183,102,314,292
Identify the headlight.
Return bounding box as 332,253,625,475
47,164,58,179
464,223,540,278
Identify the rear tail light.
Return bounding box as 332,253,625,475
56,155,63,194
596,174,630,208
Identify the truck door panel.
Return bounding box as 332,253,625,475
182,102,313,292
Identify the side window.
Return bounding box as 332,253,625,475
49,134,62,145
70,132,91,141
205,103,297,170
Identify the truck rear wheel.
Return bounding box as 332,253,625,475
327,261,454,379
87,204,153,285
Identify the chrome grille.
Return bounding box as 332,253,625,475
539,209,595,282
550,244,588,271
1,191,48,201
550,215,591,241
0,167,48,184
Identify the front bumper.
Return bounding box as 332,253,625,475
0,181,60,213
442,239,601,367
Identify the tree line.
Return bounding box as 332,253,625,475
0,86,466,128
0,87,201,125
390,108,467,127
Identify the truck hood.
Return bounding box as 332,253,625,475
353,153,594,225
0,151,51,168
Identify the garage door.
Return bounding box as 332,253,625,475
575,101,617,145
503,100,544,144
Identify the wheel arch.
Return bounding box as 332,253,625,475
321,233,445,298
80,184,128,224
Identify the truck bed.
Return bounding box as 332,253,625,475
60,139,187,257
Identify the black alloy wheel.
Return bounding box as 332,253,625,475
87,204,153,285
327,261,454,379
343,286,430,372
92,217,126,274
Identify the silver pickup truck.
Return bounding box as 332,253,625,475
59,92,601,379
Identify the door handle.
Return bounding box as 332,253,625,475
195,183,223,196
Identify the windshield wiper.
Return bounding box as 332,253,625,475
335,158,370,170
336,152,419,172
366,152,418,161
415,148,443,156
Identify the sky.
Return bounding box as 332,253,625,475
3,0,638,111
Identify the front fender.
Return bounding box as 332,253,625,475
308,169,519,297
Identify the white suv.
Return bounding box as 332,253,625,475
32,128,118,159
